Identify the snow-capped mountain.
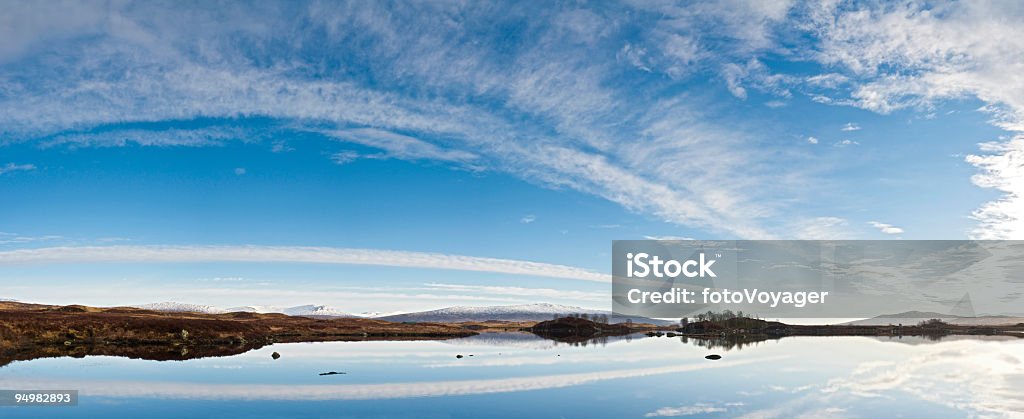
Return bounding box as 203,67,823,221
379,303,671,325
134,302,227,314
225,304,353,317
131,301,669,324
353,311,406,318
134,302,354,317
223,305,279,314
281,304,355,317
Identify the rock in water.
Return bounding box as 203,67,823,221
456,354,464,359
318,371,346,376
271,352,281,360
705,354,722,360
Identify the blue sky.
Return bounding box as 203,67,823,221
1,1,1023,312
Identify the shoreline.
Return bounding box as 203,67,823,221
4,301,1023,366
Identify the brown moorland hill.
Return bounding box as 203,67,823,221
0,301,475,367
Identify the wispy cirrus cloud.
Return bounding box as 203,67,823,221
325,128,479,164
867,221,903,235
645,403,744,417
643,235,694,241
789,216,850,240
801,0,1024,239
0,162,35,175
422,283,605,302
0,1,834,240
0,245,608,282
0,232,63,245
9,1,1021,240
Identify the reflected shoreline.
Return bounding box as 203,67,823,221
4,300,1023,367
5,331,1021,368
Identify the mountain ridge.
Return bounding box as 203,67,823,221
380,302,672,325
133,302,356,318
130,301,673,325
846,310,1024,326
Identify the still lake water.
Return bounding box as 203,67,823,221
1,333,1022,418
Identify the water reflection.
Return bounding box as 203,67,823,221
676,332,1024,351
678,334,782,351
1,356,771,401
0,342,253,368
0,333,1021,418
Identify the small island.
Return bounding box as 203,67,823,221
526,310,1024,346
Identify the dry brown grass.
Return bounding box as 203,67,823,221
0,301,475,366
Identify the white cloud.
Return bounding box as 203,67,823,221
618,43,653,73
721,58,792,100
791,216,849,240
422,283,604,302
806,136,819,145
643,235,695,241
325,128,478,164
40,127,248,148
519,214,536,224
805,73,848,89
270,141,293,153
0,1,108,60
520,144,778,239
197,276,246,282
840,122,860,131
233,167,246,176
645,403,730,417
0,162,36,175
804,1,1024,238
0,2,854,240
867,221,903,235
630,0,794,55
809,2,1024,121
722,63,749,99
0,245,609,282
793,408,847,419
330,151,362,165
833,139,858,147
0,232,64,245
966,136,1024,239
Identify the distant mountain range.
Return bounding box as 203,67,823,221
379,303,672,325
227,304,356,317
846,311,1024,326
131,301,671,325
134,302,227,314
133,302,355,317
